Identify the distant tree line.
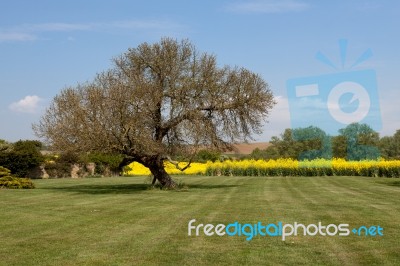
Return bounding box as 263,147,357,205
0,140,125,178
1,122,399,178
0,138,225,178
250,123,399,161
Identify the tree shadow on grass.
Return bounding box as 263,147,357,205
386,180,400,187
188,184,238,190
44,183,239,194
45,183,150,195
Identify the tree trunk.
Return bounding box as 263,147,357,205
147,159,177,189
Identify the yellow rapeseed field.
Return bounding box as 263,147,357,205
125,161,210,176
125,158,400,177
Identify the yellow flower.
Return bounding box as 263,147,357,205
124,158,400,177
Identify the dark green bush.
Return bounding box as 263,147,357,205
44,161,71,178
194,149,221,163
42,152,78,178
43,152,124,177
82,153,123,175
44,151,84,178
0,140,44,177
58,151,81,164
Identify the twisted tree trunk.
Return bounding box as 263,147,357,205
119,155,177,188
147,158,177,189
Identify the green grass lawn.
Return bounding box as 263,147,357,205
1,176,399,266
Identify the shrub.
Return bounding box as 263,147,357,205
58,151,81,164
0,140,44,177
42,151,81,178
43,152,124,178
0,166,35,189
194,149,221,163
82,153,123,176
44,161,71,178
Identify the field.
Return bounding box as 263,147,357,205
1,176,399,265
126,159,400,177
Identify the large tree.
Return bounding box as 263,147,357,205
336,123,380,160
379,129,400,159
33,38,275,188
291,126,332,160
258,126,331,160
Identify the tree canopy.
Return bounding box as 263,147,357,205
337,123,380,160
379,130,400,159
253,127,331,160
250,123,382,161
34,38,276,187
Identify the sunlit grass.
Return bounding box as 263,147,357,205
0,176,399,265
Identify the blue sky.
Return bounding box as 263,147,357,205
1,0,399,142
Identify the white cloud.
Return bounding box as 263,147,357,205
0,32,37,42
378,90,400,137
106,20,181,30
268,95,291,125
0,19,183,43
25,22,93,32
9,95,43,114
19,20,179,32
227,0,309,14
258,95,291,141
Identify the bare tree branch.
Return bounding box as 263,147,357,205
33,38,276,188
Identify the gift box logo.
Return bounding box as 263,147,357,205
287,40,381,135
286,40,382,159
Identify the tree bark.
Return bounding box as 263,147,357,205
147,158,177,189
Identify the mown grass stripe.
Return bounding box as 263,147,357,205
1,176,399,265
